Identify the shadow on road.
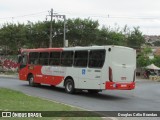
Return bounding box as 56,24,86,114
21,84,129,101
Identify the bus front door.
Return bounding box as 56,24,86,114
19,55,28,80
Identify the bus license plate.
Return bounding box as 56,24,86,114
121,77,126,80
121,84,127,87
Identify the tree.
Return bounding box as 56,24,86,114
105,31,126,46
66,18,99,46
95,26,126,46
151,56,160,67
137,46,152,67
127,27,145,49
0,23,27,54
0,18,146,55
153,41,160,46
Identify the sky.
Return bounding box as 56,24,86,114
0,0,160,35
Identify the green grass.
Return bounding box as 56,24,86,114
0,88,102,120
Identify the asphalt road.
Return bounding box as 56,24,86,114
0,76,160,120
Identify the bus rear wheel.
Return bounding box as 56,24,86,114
65,79,75,94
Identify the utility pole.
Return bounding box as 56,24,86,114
52,14,66,47
49,8,53,48
63,15,66,47
47,8,67,47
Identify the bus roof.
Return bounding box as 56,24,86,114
21,45,135,53
21,48,63,53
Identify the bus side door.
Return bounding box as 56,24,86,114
19,54,28,80
78,50,105,89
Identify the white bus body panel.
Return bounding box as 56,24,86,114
108,46,136,82
56,46,136,90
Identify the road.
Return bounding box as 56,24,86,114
0,76,160,120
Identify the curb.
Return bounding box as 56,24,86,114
0,74,18,79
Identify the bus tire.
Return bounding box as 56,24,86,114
64,79,75,94
28,74,35,87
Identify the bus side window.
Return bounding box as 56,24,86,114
18,55,22,64
29,52,39,65
19,54,28,69
49,52,61,66
74,51,88,67
61,51,73,67
89,50,105,68
22,55,27,65
39,52,49,65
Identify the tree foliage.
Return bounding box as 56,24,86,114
0,23,27,54
151,56,160,67
127,27,145,49
137,47,152,67
153,41,160,46
65,18,101,47
0,18,145,54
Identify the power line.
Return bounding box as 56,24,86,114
54,10,160,20
0,11,47,20
91,15,160,20
1,9,160,22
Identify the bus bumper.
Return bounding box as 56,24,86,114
105,82,135,90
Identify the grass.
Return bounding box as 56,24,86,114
0,88,102,120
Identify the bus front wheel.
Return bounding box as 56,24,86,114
65,79,75,94
28,75,35,87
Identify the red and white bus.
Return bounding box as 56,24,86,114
18,46,136,94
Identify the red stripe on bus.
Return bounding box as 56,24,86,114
105,81,135,90
21,48,63,53
43,76,64,85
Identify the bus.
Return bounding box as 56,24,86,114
18,46,136,94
